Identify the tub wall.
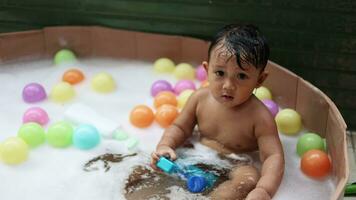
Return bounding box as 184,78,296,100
0,26,348,200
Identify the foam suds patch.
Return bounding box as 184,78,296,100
0,58,335,200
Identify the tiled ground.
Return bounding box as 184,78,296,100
345,131,356,200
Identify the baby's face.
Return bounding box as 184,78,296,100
204,46,265,108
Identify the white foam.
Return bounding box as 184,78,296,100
0,58,335,200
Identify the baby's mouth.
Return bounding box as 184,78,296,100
221,94,234,101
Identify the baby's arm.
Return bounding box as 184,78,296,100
151,91,200,168
247,115,284,200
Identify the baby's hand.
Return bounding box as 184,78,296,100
246,187,271,200
150,145,177,171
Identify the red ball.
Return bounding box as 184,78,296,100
301,149,331,178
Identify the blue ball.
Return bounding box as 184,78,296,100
73,124,100,150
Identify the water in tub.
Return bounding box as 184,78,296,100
0,58,335,200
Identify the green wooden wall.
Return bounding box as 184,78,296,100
0,0,355,129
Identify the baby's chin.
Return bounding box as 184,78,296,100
217,96,251,108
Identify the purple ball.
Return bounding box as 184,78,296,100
262,99,279,117
195,65,207,81
150,80,173,97
22,83,47,103
174,80,196,95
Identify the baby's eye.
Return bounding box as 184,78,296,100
237,73,248,80
215,71,224,77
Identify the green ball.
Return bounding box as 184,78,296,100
46,121,73,148
323,138,327,152
18,122,45,148
296,133,324,157
54,49,76,65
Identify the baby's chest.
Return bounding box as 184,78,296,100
197,116,257,150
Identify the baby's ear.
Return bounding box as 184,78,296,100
257,71,269,87
202,61,209,72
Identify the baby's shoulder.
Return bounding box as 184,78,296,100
192,87,210,100
250,97,276,125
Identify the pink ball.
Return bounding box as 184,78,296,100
22,83,47,103
174,80,196,95
151,80,173,97
195,65,207,82
23,107,49,126
262,99,279,117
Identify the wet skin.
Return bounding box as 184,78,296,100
151,44,284,200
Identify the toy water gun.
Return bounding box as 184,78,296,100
156,157,217,193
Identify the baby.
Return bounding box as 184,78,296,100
151,24,284,200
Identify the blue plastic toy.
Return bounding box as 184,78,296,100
156,157,217,193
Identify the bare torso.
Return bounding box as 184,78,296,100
195,88,266,154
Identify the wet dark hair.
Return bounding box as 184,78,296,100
208,24,269,70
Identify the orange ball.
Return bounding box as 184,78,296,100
200,80,209,88
155,105,179,128
154,91,177,109
130,105,154,128
62,69,85,84
301,149,331,178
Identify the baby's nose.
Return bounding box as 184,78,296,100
223,79,235,90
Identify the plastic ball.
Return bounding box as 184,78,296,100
174,63,195,80
154,91,177,109
253,86,272,100
62,68,85,85
50,82,75,103
195,65,207,81
130,105,155,128
54,49,76,65
0,137,29,165
91,72,116,93
275,108,302,135
155,105,179,128
73,124,101,150
153,58,175,73
46,121,73,148
150,80,173,97
301,149,331,178
297,133,324,157
17,122,45,148
200,80,209,88
174,80,196,95
23,107,49,126
262,99,279,117
323,138,327,152
178,89,194,109
22,83,47,103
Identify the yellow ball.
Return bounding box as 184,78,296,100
178,89,194,109
174,63,195,80
275,108,302,135
0,137,29,165
91,72,116,93
153,58,175,73
254,86,272,100
50,82,75,103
